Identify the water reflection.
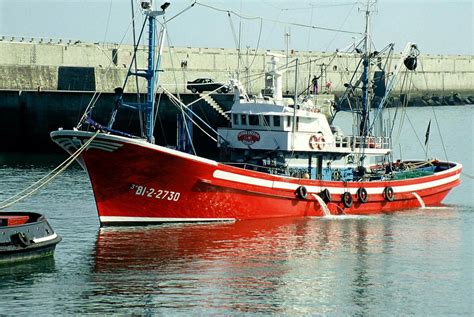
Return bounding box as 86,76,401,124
0,256,56,288
91,216,402,314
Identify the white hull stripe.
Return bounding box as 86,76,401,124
100,216,236,223
32,233,58,243
54,138,123,152
51,131,218,166
213,170,460,195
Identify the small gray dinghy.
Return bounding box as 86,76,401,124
0,212,61,264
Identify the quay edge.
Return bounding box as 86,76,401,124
0,39,473,153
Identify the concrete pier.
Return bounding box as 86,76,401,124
0,37,473,153
0,38,473,96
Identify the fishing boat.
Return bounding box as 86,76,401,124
51,1,461,226
0,212,61,264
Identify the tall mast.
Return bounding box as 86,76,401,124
145,15,157,143
142,1,168,143
360,0,373,137
102,1,168,141
292,58,299,149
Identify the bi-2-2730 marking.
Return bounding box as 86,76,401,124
130,184,181,201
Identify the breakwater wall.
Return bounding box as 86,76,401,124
0,37,473,153
0,37,473,98
0,88,230,153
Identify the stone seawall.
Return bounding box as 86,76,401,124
0,38,473,98
0,38,472,153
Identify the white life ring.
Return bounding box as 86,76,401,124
309,133,325,150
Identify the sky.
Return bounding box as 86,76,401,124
0,0,472,55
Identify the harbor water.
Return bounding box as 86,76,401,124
0,105,472,315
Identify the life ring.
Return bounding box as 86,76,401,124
383,186,395,201
319,188,332,202
309,132,325,150
317,137,325,150
331,169,341,181
367,137,376,148
295,186,308,200
309,135,318,150
342,192,353,208
357,187,369,203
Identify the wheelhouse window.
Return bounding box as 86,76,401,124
240,114,247,125
249,115,259,126
263,115,270,126
287,116,291,127
273,116,281,127
233,114,239,125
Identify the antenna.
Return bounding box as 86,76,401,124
140,0,168,16
284,28,291,94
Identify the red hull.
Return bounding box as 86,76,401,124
51,131,462,225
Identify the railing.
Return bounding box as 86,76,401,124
0,35,125,49
222,162,286,174
334,135,390,150
0,35,83,45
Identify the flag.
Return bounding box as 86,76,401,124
424,120,431,145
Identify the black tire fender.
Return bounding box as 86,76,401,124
295,186,308,200
342,192,353,208
383,186,395,201
319,188,332,202
13,232,31,248
357,187,369,203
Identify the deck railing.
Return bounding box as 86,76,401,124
334,135,390,150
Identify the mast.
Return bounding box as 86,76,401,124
291,58,299,150
145,15,157,143
285,29,290,94
90,2,169,142
141,2,168,143
360,0,373,137
292,58,299,134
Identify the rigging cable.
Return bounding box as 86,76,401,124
0,131,100,210
106,17,148,130
130,0,144,136
392,71,431,154
166,91,218,143
261,6,283,49
158,20,197,154
403,108,426,151
162,19,182,103
462,173,474,179
181,110,197,155
103,0,114,43
324,1,358,51
262,1,360,11
161,86,226,143
430,101,449,161
77,5,142,129
245,17,263,73
194,1,362,35
166,1,197,23
227,12,245,78
419,58,449,161
392,71,410,145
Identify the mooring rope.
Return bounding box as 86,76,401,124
462,172,474,179
0,131,100,210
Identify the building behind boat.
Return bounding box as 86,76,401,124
0,37,473,152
